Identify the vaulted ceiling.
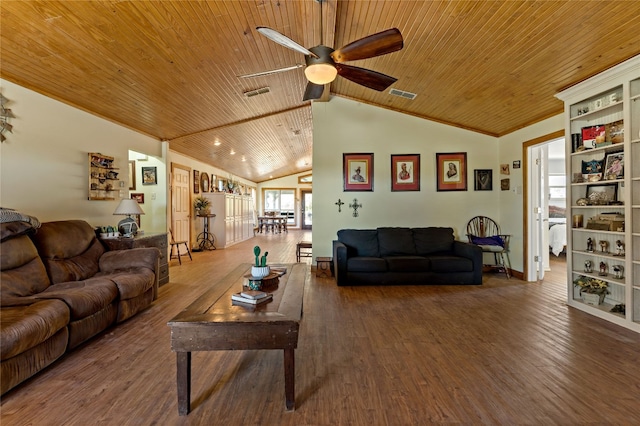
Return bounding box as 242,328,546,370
2,1,639,182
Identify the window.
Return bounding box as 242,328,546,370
263,189,295,224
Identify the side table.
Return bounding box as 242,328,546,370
196,214,216,251
101,232,169,287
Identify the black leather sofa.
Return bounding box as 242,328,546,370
332,227,482,286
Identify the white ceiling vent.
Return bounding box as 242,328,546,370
389,88,417,100
243,87,270,98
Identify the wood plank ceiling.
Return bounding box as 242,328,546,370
1,1,639,182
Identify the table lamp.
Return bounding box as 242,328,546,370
113,199,145,237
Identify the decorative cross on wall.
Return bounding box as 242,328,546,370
349,199,362,217
335,198,345,212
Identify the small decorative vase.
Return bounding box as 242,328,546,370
251,265,270,279
581,292,605,306
197,208,210,217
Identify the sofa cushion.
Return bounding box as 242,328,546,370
413,227,455,255
0,235,51,297
337,229,380,257
35,277,119,320
377,227,416,256
429,255,474,273
346,257,387,273
0,221,34,243
384,256,430,272
0,299,70,360
31,221,105,284
96,269,155,300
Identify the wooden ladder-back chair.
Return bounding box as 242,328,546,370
466,216,511,278
169,228,192,265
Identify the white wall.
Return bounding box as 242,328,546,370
0,79,167,231
312,97,500,261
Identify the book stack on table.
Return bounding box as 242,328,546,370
231,290,273,306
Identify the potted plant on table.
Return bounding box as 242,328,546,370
251,245,269,278
193,196,211,216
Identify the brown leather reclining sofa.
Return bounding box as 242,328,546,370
0,219,160,395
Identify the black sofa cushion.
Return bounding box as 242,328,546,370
429,255,474,272
337,229,380,257
377,227,416,256
347,257,387,273
413,227,455,255
385,256,430,272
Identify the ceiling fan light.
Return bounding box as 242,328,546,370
304,63,337,85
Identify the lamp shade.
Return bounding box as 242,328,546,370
113,199,145,216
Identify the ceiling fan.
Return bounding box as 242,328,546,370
239,5,404,101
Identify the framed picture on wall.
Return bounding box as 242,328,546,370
343,153,374,191
210,174,217,191
391,154,420,191
142,166,157,185
436,152,467,191
193,170,200,194
128,160,136,190
131,193,144,203
474,169,493,191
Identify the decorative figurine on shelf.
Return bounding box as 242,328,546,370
586,238,594,252
599,240,609,253
614,240,625,256
612,265,624,279
599,261,608,276
584,260,593,273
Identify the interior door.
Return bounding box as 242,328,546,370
171,165,191,252
301,189,312,230
530,145,548,281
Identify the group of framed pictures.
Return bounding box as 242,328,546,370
193,170,218,194
343,152,494,192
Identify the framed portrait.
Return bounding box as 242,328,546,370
343,153,374,191
474,169,493,191
141,166,157,185
193,170,200,194
586,183,618,203
436,152,467,191
501,178,510,191
128,160,136,190
131,193,144,204
200,172,209,193
603,152,624,180
391,154,420,191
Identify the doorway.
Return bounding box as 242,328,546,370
171,163,191,253
525,135,566,282
301,189,312,230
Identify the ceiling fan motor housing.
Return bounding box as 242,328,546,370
304,45,338,85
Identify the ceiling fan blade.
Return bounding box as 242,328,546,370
256,27,318,58
238,64,304,78
303,82,325,101
332,28,403,63
335,64,397,91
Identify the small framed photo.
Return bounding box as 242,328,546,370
501,178,510,191
603,152,624,180
500,164,510,175
586,183,618,203
142,166,157,185
131,193,144,204
512,160,521,169
343,153,374,191
391,154,420,191
193,170,200,194
474,169,493,191
436,152,467,191
128,160,136,190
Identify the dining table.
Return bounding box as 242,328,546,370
257,216,287,233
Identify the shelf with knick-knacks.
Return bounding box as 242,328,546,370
89,152,120,201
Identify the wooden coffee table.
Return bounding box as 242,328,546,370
167,263,306,415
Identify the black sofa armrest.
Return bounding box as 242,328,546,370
453,241,483,284
333,240,348,286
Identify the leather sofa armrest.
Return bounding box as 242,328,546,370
99,247,160,274
453,241,483,284
333,240,348,286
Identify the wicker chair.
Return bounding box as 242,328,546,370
466,216,511,278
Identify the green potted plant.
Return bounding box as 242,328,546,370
193,196,211,216
251,245,269,278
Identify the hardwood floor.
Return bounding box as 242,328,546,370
2,232,639,425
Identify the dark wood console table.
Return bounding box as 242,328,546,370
100,232,169,285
